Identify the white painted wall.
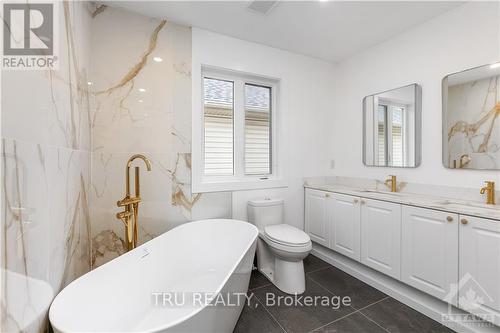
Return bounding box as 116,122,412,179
330,2,500,188
192,2,500,230
192,28,335,229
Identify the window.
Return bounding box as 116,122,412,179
376,102,406,167
244,84,271,175
194,68,283,192
203,78,234,176
377,105,387,165
391,107,404,166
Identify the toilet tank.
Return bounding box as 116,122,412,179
247,198,284,230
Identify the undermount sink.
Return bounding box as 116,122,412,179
440,200,500,211
359,189,403,196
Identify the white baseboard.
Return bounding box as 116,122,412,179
311,244,500,333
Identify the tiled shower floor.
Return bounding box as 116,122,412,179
234,255,454,333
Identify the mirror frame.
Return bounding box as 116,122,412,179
442,62,500,170
362,83,422,168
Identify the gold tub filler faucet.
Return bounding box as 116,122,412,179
116,154,152,251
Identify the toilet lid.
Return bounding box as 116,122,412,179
264,224,311,246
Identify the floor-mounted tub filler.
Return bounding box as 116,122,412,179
49,219,258,333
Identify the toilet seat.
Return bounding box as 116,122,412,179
264,224,311,248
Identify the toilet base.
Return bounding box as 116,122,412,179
274,258,306,294
255,238,308,295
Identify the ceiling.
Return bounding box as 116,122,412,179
110,1,464,63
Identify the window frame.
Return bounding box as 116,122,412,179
193,66,286,193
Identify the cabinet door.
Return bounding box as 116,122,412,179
361,199,402,279
401,206,458,305
305,189,329,246
329,193,361,261
459,215,500,326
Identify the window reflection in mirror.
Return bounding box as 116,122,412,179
363,84,421,168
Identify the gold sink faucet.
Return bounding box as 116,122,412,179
385,175,398,192
116,154,152,251
480,181,496,205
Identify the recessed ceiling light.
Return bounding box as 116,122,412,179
490,62,500,69
87,81,93,86
139,88,146,92
138,99,144,103
153,57,163,62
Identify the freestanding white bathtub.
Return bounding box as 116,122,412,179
49,219,258,333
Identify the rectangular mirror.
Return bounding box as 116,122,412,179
363,84,422,168
443,63,500,170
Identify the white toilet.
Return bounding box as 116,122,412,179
248,198,312,294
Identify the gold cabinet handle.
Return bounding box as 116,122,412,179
446,216,454,222
461,218,468,225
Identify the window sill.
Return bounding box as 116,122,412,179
193,178,288,193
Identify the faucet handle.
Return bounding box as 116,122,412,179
117,196,141,207
116,211,133,224
385,175,396,182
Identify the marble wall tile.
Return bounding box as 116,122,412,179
48,1,92,151
89,150,208,266
2,139,50,281
91,151,171,204
90,7,175,153
1,2,93,332
89,6,232,266
446,75,500,169
1,139,52,333
2,2,92,151
1,71,51,145
1,144,92,333
48,148,91,290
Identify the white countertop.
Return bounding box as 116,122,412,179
305,183,500,221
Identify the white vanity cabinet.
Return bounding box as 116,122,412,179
305,189,400,270
329,193,361,261
304,189,330,246
360,198,402,279
401,206,459,305
459,215,500,326
305,186,500,327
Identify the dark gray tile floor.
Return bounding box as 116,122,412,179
234,255,454,333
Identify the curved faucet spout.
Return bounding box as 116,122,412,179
125,154,152,197
118,154,152,251
127,154,152,171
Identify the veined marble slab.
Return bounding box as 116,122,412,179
305,181,500,221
